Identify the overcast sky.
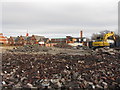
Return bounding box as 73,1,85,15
1,0,119,38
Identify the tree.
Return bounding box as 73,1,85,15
91,30,111,40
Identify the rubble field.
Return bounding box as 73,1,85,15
7,45,91,55
1,48,120,89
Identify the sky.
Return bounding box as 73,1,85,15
1,0,119,38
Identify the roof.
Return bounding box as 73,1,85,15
22,36,28,40
51,38,66,39
67,36,86,39
0,33,3,35
14,36,19,42
74,37,86,39
0,33,8,44
34,35,45,40
43,38,49,42
12,37,17,40
26,36,31,40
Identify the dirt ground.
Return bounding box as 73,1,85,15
0,46,92,56
0,46,16,53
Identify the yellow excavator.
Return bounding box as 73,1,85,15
92,32,116,50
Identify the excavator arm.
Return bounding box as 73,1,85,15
103,32,115,41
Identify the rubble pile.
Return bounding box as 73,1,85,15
95,48,119,55
54,43,72,49
2,52,120,89
9,45,51,52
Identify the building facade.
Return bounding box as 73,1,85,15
0,33,8,44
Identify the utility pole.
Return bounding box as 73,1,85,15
118,1,120,36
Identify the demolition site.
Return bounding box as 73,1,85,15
0,30,120,90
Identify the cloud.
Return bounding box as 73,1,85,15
2,0,119,38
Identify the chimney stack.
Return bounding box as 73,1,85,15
80,31,83,38
26,29,29,37
26,33,29,37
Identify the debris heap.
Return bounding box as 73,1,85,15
2,52,120,89
9,45,51,52
54,43,72,49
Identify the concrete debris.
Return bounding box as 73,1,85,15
6,44,91,55
1,48,120,89
9,45,51,52
2,81,6,85
95,48,119,55
54,43,72,49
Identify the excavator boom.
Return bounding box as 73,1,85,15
103,32,115,41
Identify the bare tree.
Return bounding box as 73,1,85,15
91,30,111,40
